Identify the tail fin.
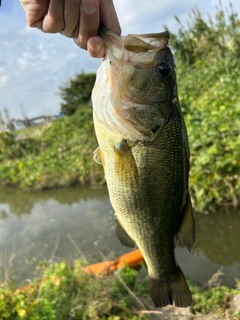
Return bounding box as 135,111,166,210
149,266,192,308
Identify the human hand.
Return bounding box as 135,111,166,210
20,0,121,58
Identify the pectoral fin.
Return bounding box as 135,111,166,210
93,147,102,165
177,194,195,252
115,216,136,248
114,139,138,187
93,146,106,176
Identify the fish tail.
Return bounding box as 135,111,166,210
149,267,192,308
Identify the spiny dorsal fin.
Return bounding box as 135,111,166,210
93,146,102,165
115,215,136,248
177,194,195,252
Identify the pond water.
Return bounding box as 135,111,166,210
0,186,239,287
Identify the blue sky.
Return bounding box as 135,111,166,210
0,0,239,119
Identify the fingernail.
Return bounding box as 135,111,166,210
89,42,102,53
29,21,41,29
82,0,96,14
30,22,38,28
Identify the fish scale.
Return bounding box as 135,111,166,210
92,28,195,308
112,117,185,265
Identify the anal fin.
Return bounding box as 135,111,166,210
177,194,195,252
115,216,136,248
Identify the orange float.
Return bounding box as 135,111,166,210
83,249,144,275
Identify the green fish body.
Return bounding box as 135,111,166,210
92,29,195,308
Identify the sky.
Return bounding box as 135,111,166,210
0,0,239,119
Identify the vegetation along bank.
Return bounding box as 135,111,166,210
1,262,240,319
0,4,239,214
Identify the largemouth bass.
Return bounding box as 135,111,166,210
92,28,195,308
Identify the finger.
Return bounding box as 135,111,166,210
20,0,49,27
99,0,121,36
61,0,81,38
87,36,105,58
40,0,65,33
74,0,100,49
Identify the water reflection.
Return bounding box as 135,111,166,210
0,186,239,287
195,209,240,266
0,186,108,216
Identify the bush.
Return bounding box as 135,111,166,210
0,261,148,320
0,260,239,319
169,2,240,211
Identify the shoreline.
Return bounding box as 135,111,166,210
0,108,239,213
0,260,239,319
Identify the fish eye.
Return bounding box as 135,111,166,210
158,62,172,77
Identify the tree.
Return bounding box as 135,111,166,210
59,72,96,115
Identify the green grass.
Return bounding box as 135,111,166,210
0,108,104,190
0,260,239,319
0,261,148,320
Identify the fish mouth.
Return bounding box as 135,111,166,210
99,27,122,62
100,27,170,64
100,27,170,50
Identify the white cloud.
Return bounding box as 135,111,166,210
0,75,9,85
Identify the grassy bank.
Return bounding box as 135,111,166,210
0,103,239,212
0,108,104,190
0,261,239,319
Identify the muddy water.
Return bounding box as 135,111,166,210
0,186,239,287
